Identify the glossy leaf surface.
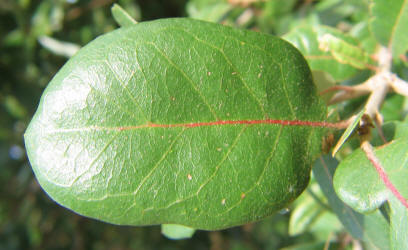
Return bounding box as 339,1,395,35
24,18,326,230
334,138,408,213
313,156,390,249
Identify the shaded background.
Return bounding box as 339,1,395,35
0,0,370,249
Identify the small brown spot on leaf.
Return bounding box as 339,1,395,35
207,71,212,76
187,174,192,180
241,193,246,199
221,199,226,205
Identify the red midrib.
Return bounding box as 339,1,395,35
117,119,347,131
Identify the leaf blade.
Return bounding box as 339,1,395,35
370,0,408,56
284,25,361,81
313,156,390,249
333,138,408,213
24,18,327,230
389,196,408,250
161,224,195,240
111,3,137,27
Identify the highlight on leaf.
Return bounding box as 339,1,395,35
15,1,408,247
24,17,331,230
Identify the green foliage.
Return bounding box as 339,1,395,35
111,3,138,27
331,108,364,156
334,138,408,213
370,0,408,57
313,156,390,249
24,18,326,230
284,25,360,81
2,0,408,249
161,224,195,240
389,195,408,249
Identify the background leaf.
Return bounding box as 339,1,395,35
284,25,360,81
186,0,232,22
333,137,408,213
332,108,365,156
349,21,377,54
317,33,375,70
24,18,327,230
389,196,408,250
313,156,390,249
370,0,408,56
111,3,138,27
161,224,195,240
288,183,327,236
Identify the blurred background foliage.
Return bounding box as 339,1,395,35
0,0,396,249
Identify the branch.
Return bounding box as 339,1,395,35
389,74,408,97
327,83,371,105
327,47,393,117
361,140,408,209
363,72,389,122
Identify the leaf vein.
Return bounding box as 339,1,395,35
147,42,219,120
104,60,149,122
69,132,120,187
171,28,269,117
195,126,248,195
132,128,186,197
279,65,296,118
220,126,283,214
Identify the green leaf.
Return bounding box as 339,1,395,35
307,211,341,241
111,3,138,27
313,156,390,249
333,138,408,213
311,70,336,103
38,36,80,58
395,116,408,138
389,196,408,250
24,18,327,230
362,210,391,250
4,95,27,119
284,25,359,81
349,21,377,54
161,224,195,240
318,32,375,70
281,241,332,250
332,108,365,156
370,0,408,56
380,94,405,122
289,183,327,236
186,0,232,22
